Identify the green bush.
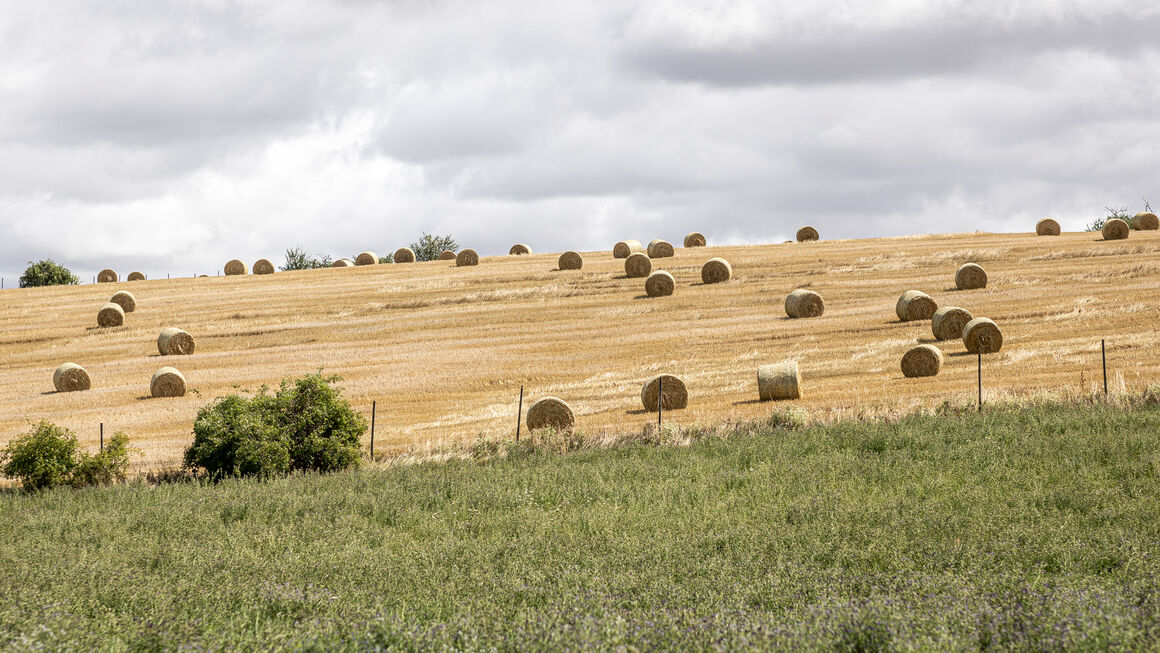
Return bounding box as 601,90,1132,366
409,232,458,261
71,433,132,488
1087,206,1136,232
19,259,79,288
280,246,333,271
0,422,132,491
184,374,366,478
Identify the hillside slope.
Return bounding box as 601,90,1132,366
2,229,1159,470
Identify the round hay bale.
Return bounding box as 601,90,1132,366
901,344,943,378
332,258,355,267
53,363,91,393
97,269,118,283
394,247,416,263
963,317,1003,354
526,396,574,431
456,249,479,267
785,289,824,318
150,367,186,398
613,239,644,258
97,302,125,328
645,270,675,297
1133,212,1159,230
955,263,988,290
253,259,275,275
558,251,583,270
641,374,688,411
109,290,136,313
683,232,706,248
757,361,801,401
157,327,195,356
1036,218,1061,236
796,226,819,242
1102,219,1130,241
509,244,532,256
896,290,937,322
439,250,457,260
647,239,675,258
931,306,973,341
355,251,379,266
224,260,247,275
700,258,732,284
127,271,146,281
624,252,652,278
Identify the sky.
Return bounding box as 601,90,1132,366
2,0,1159,283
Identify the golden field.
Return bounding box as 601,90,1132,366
2,229,1159,472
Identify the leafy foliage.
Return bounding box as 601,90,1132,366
409,232,458,261
280,246,333,271
19,259,79,288
0,421,132,490
378,254,394,264
184,373,366,478
71,433,132,487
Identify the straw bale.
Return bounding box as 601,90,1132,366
901,344,943,378
785,289,824,318
1035,218,1061,236
526,397,574,431
963,317,1003,354
150,367,186,398
253,259,275,275
796,226,819,242
955,263,987,290
757,361,801,401
624,252,652,277
647,239,674,258
53,363,91,392
896,290,937,321
931,306,973,341
640,374,688,411
613,239,644,258
1133,212,1159,230
558,251,583,270
157,327,195,356
683,232,706,248
97,302,124,327
700,257,732,284
456,249,479,266
645,270,675,297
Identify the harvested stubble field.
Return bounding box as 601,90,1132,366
2,229,1158,471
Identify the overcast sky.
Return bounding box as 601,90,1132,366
2,1,1159,282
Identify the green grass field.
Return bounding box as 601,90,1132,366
2,402,1159,651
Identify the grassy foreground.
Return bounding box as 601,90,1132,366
2,403,1159,651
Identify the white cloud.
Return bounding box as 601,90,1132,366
1,0,1159,282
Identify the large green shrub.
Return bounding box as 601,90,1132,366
184,374,366,478
19,260,79,288
0,422,132,490
409,232,458,261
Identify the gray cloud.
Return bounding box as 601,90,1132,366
1,1,1159,284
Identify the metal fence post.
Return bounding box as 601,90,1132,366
100,423,104,452
516,386,524,442
1102,339,1108,397
369,401,376,459
977,353,982,412
658,376,663,430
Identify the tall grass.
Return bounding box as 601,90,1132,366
1,403,1159,650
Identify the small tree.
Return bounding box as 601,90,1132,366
1,422,77,490
184,373,366,478
280,246,333,271
20,260,79,288
0,422,133,491
409,233,458,262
